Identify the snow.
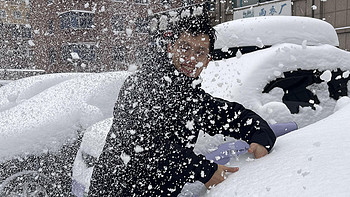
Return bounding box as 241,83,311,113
1,58,350,196
28,40,35,46
71,52,80,59
204,103,350,197
320,70,332,82
0,68,45,73
201,43,350,128
1,15,350,195
0,72,129,162
126,28,133,36
214,16,339,50
58,10,95,15
72,118,113,190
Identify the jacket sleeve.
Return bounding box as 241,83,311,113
201,95,276,152
156,141,218,188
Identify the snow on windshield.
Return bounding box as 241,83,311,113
214,16,339,50
202,43,350,127
0,72,129,162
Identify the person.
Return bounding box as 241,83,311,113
88,10,276,197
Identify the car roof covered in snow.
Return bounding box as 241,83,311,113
0,72,129,162
214,16,339,50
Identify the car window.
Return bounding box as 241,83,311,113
263,69,349,114
212,46,270,60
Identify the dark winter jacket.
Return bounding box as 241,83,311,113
88,56,276,196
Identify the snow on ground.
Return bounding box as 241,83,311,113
0,72,129,162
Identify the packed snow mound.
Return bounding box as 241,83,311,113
214,16,339,49
205,103,350,197
72,118,113,191
0,72,130,162
201,43,350,127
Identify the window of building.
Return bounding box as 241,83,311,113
135,0,149,4
111,15,125,32
114,45,126,63
13,11,22,19
22,26,32,38
49,49,56,64
26,49,34,60
232,0,272,8
161,0,171,6
135,17,148,34
11,25,21,38
208,0,216,11
8,24,31,39
182,0,193,6
59,11,94,30
61,44,96,62
60,12,70,29
48,19,54,34
0,10,6,18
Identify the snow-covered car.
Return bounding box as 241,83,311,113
197,16,350,196
0,72,129,196
202,16,350,127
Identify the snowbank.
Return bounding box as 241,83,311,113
205,100,350,197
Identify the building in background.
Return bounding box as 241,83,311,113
0,0,40,80
30,0,152,73
209,0,350,51
1,0,205,77
29,0,206,73
2,0,348,80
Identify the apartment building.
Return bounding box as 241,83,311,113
0,0,206,78
0,0,36,80
1,0,349,78
29,0,205,73
209,0,350,51
30,0,152,72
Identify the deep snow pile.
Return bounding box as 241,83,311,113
201,43,350,127
214,16,339,49
204,100,350,197
0,72,129,162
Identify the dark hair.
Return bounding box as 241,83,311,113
149,5,216,56
171,14,216,55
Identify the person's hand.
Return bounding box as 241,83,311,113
248,143,268,159
205,165,239,189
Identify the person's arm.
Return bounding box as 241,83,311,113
201,95,276,154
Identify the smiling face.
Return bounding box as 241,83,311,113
168,32,211,78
